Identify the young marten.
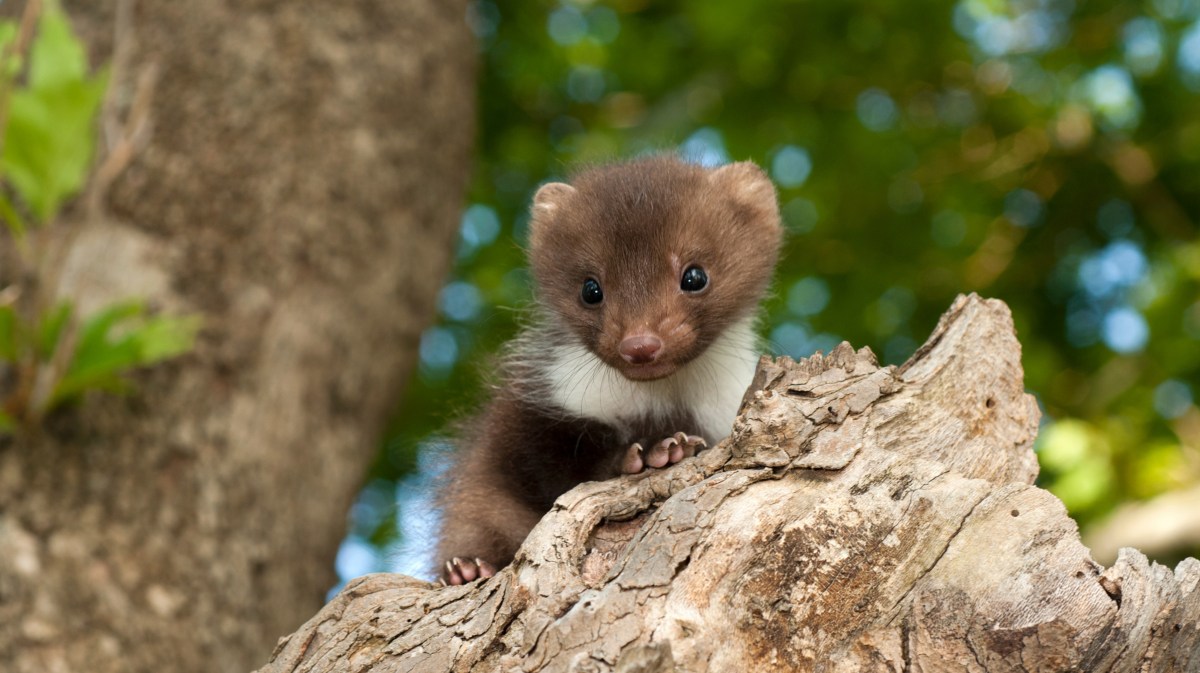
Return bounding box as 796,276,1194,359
437,156,783,584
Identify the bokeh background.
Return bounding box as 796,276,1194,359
336,0,1200,586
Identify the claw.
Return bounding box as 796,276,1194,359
658,434,684,462
645,439,671,468
670,445,684,463
682,434,706,458
455,557,478,582
476,558,497,578
445,560,462,585
622,442,645,474
623,433,708,474
442,556,495,585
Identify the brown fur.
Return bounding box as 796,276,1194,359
529,157,781,378
436,156,782,579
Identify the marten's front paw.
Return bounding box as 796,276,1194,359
440,557,497,585
621,432,707,474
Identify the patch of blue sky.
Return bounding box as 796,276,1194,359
439,281,484,322
1124,17,1165,76
1154,380,1193,419
680,127,729,167
771,146,813,189
856,88,898,132
786,277,830,317
1102,306,1149,353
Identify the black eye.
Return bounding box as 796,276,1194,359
581,278,604,305
681,266,708,293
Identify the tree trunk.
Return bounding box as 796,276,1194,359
255,295,1200,673
0,2,474,672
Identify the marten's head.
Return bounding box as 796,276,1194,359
527,156,782,382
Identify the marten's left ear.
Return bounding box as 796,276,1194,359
529,182,577,248
709,162,780,227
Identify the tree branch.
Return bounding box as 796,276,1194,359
257,294,1200,673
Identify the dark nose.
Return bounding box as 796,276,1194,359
619,334,663,364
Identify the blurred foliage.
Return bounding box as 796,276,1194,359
2,0,106,223
0,2,198,435
345,0,1200,575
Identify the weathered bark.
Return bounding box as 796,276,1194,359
256,295,1200,673
0,2,473,672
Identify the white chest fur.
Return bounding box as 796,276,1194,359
537,318,761,442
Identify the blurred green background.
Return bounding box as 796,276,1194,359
337,0,1200,583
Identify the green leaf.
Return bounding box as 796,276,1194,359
47,303,198,408
68,300,144,367
47,300,144,404
130,314,201,363
50,346,135,405
0,2,107,224
0,409,14,434
0,304,17,361
2,74,107,222
27,1,87,91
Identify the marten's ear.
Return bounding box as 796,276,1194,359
532,182,575,215
529,182,576,247
709,162,780,227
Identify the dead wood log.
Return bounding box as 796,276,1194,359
256,294,1200,673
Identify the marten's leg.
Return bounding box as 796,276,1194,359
436,457,542,585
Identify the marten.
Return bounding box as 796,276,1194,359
436,155,783,584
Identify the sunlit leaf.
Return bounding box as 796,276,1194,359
1047,456,1116,512
2,75,106,222
27,1,87,91
1130,441,1188,500
0,1,107,224
130,315,201,363
1036,419,1093,472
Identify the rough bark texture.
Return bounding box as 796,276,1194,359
256,295,1200,673
0,2,474,672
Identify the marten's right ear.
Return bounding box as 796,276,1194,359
529,182,576,247
708,162,780,229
